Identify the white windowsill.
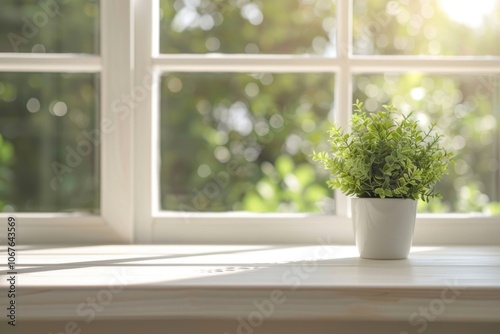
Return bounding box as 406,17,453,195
3,213,498,245
1,244,499,326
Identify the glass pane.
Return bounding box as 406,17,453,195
353,0,500,56
353,73,500,215
0,73,100,213
160,72,335,213
0,0,99,53
159,0,336,55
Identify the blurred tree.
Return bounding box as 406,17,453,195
0,72,100,213
0,0,98,53
160,0,336,54
353,0,499,56
160,72,335,213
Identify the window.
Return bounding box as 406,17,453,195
0,1,100,213
0,0,133,242
1,0,499,244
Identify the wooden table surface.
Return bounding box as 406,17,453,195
1,245,499,322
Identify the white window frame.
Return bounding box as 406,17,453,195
0,0,134,244
0,0,499,245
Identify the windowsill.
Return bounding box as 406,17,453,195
1,245,499,323
4,214,499,244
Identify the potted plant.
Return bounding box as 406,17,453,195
312,100,454,259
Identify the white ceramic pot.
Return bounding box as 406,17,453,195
351,198,417,260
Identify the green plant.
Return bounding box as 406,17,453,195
312,100,454,201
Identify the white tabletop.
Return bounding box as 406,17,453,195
1,245,499,321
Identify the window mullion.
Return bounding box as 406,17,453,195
100,0,134,242
152,55,341,72
350,57,500,73
334,0,352,217
134,0,157,243
0,54,100,72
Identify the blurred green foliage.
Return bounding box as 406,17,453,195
0,0,98,53
160,0,336,54
353,0,499,56
0,134,14,211
0,0,498,215
160,72,334,213
0,72,100,213
242,155,331,212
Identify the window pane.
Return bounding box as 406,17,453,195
0,73,100,213
353,0,500,56
159,0,336,55
0,0,99,53
353,73,500,215
160,73,335,213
